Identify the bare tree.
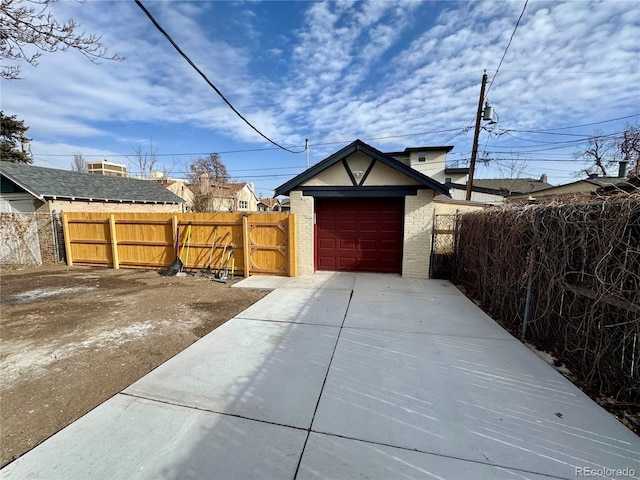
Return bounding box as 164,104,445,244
70,152,87,172
619,124,640,177
494,154,531,195
575,125,639,178
1,0,124,79
131,140,158,179
576,130,613,178
186,154,230,212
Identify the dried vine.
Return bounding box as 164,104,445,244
453,193,640,405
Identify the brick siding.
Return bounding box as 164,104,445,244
290,191,315,275
402,190,434,279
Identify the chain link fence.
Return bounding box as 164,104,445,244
0,213,65,267
430,214,458,279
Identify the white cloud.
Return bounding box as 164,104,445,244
2,0,638,185
31,142,128,171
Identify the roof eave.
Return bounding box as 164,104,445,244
0,170,45,201
444,167,469,174
41,194,182,204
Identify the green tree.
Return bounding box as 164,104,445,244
1,112,33,163
1,0,124,80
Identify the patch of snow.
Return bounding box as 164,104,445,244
525,342,572,376
8,287,95,303
0,321,157,388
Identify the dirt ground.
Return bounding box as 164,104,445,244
0,265,268,468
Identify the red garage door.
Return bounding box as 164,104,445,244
315,198,404,273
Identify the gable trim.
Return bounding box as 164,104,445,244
359,158,376,186
342,158,358,187
275,139,448,196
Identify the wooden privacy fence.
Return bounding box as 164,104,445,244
61,212,297,277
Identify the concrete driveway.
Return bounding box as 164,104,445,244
2,273,639,480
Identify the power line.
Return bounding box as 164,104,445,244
30,113,638,160
503,130,625,146
31,127,465,158
133,0,305,155
498,69,636,75
505,114,640,133
128,168,306,176
485,0,528,99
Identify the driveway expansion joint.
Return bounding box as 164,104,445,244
341,324,520,341
118,392,308,432
233,316,342,328
293,289,355,479
306,430,570,480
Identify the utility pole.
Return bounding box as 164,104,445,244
466,71,488,201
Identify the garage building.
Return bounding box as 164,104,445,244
275,140,450,278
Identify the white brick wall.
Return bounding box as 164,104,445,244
290,191,315,275
402,190,434,279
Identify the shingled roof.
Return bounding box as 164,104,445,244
1,162,183,204
472,177,553,195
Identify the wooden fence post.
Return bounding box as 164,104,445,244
172,215,179,252
288,214,297,277
242,215,250,277
109,214,120,269
61,213,73,267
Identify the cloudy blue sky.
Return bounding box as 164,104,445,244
2,0,639,197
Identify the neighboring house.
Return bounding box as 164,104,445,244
189,181,259,212
0,162,183,214
257,198,283,212
433,196,492,215
596,176,640,195
158,178,193,212
223,182,259,212
1,162,183,267
508,174,634,202
87,160,129,177
385,146,556,204
385,146,467,184
473,175,553,196
445,174,553,204
445,183,508,204
278,197,291,212
275,139,449,279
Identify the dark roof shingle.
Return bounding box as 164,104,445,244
1,162,183,204
473,178,553,195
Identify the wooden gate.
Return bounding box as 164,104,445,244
62,212,296,277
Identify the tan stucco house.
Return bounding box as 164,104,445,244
220,183,259,212
258,198,283,212
275,139,450,279
182,176,259,212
